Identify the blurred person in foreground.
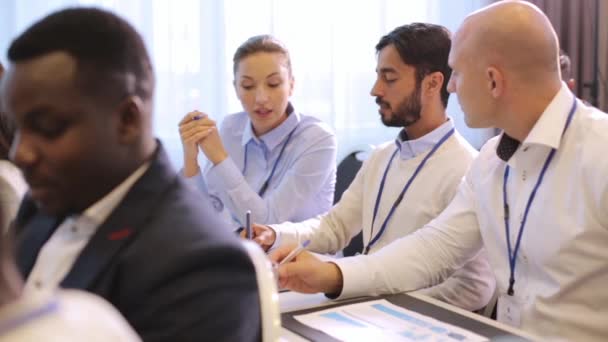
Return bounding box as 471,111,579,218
2,7,260,341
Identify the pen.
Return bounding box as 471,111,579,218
245,210,252,239
279,240,311,265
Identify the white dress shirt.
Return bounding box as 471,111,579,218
272,119,496,310
333,83,608,341
24,162,150,293
0,290,141,341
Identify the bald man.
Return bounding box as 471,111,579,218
271,1,608,340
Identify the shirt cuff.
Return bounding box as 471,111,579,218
267,224,282,251
182,169,209,193
206,157,242,191
330,256,375,300
268,223,299,250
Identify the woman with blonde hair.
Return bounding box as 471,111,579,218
179,35,336,229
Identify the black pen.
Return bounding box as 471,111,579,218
245,210,252,239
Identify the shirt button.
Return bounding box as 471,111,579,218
35,280,43,288
523,146,529,152
71,226,78,233
522,170,527,181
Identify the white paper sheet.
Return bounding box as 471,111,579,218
294,299,488,341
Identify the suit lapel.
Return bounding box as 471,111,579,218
61,144,177,290
15,200,63,279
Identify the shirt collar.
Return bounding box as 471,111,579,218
394,117,454,160
241,103,300,151
71,161,151,230
241,119,256,147
495,82,574,161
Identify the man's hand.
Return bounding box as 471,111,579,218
239,224,276,251
269,244,344,295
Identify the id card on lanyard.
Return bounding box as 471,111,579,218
242,124,298,197
499,97,577,327
363,128,455,254
497,294,524,327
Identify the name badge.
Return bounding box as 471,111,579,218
497,294,523,328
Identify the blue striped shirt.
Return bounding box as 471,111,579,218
188,107,336,229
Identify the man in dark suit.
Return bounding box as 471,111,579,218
0,7,260,341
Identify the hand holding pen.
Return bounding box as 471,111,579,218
239,223,277,251
278,240,310,265
178,110,228,166
178,111,209,176
269,241,344,294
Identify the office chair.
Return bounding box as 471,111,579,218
335,150,367,257
242,240,281,342
334,150,363,204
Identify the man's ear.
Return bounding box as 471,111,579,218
567,78,576,92
420,72,444,108
424,71,444,96
115,95,145,144
486,66,504,98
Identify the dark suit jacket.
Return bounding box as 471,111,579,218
14,144,261,341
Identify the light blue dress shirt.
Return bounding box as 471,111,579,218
394,117,455,160
189,105,337,229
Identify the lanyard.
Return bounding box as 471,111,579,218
243,124,298,197
364,128,455,254
502,98,577,296
0,299,58,336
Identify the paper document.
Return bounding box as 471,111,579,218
294,299,487,341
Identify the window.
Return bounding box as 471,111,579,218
0,0,494,167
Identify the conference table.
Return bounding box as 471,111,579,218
279,291,539,341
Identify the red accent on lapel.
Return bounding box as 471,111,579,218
108,228,133,241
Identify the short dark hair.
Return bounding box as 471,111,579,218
8,7,154,103
376,23,452,108
233,35,292,76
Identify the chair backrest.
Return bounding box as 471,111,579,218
335,150,367,257
334,150,364,204
242,240,281,342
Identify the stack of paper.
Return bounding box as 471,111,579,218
294,299,487,341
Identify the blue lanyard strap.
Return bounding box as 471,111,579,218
502,98,577,296
0,299,58,336
243,124,299,197
364,128,455,254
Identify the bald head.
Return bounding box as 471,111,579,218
447,1,565,138
456,1,560,84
